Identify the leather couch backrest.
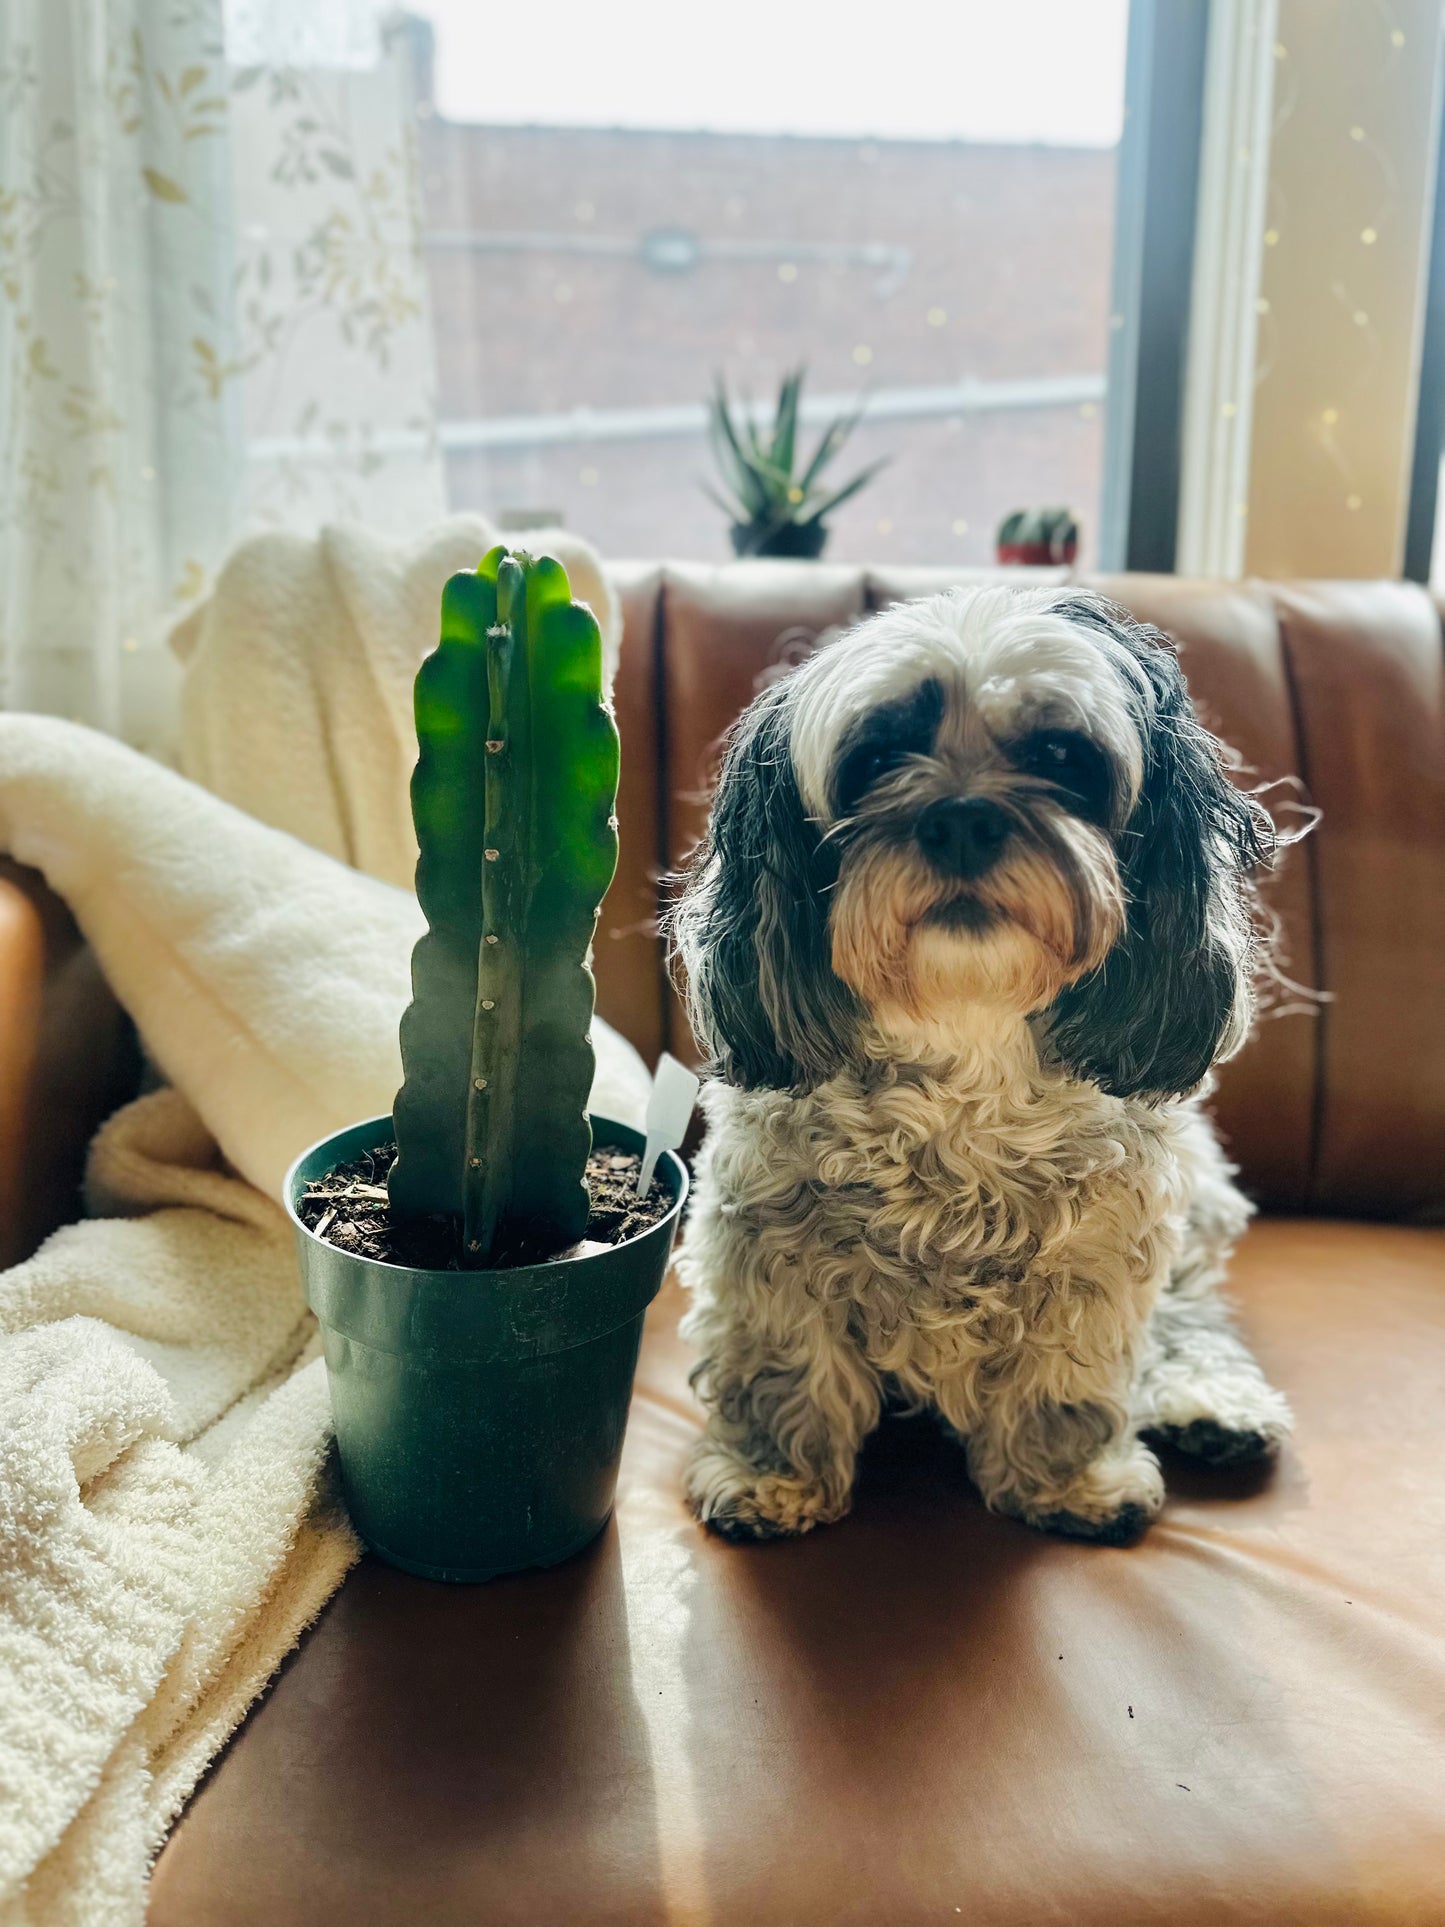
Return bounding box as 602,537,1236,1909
595,564,1445,1220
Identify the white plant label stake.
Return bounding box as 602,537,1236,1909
636,1053,700,1198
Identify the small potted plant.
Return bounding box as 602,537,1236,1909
995,506,1079,566
706,366,887,559
285,547,687,1583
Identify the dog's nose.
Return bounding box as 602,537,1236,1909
916,797,1010,878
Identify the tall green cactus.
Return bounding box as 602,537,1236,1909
389,546,620,1264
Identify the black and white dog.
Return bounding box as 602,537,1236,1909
670,586,1292,1546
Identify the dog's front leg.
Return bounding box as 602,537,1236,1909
684,1335,881,1541
682,1293,881,1544
947,1311,1165,1547
677,1138,883,1542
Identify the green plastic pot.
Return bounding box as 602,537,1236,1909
285,1112,687,1584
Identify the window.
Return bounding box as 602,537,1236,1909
408,0,1130,566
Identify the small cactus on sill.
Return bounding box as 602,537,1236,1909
996,506,1079,565
389,545,620,1265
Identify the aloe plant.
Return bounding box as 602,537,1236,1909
389,546,620,1264
706,366,887,558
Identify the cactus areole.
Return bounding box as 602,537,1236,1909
388,546,620,1266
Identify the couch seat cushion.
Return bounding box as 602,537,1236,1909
149,1219,1445,1927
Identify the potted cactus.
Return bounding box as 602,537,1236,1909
284,546,687,1583
995,506,1079,566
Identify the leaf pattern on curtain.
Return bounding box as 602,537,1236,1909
0,0,442,747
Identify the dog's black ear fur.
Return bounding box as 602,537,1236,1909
669,674,858,1091
1041,598,1275,1099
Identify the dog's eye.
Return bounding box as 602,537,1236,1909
1013,730,1112,822
834,678,944,817
837,742,909,814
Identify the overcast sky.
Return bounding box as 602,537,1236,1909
415,1,1129,147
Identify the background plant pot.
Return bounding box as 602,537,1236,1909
996,538,1078,565
285,1113,687,1584
730,519,829,560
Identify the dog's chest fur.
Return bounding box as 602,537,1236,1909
690,1034,1190,1390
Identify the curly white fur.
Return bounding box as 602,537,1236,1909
671,586,1293,1546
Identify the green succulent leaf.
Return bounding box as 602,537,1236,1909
708,386,773,518
802,456,892,524
798,397,865,494
770,367,803,481
702,479,747,522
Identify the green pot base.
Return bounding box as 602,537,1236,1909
363,1510,611,1585
287,1114,686,1584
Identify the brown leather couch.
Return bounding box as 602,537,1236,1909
4,566,1443,1925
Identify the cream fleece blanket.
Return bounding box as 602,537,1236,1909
168,513,622,891
0,709,648,1916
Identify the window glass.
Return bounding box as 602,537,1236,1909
410,0,1128,565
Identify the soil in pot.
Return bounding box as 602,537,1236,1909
295,1141,673,1272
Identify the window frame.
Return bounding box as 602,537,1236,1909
1098,0,1212,574
1404,33,1445,586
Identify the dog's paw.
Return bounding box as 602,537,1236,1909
1036,1500,1153,1546
684,1438,844,1543
1151,1415,1283,1466
1145,1377,1292,1467
1003,1443,1165,1547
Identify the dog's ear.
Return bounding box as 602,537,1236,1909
1041,603,1275,1099
669,674,858,1091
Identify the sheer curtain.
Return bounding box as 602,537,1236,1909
0,0,443,749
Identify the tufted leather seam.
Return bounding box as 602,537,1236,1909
1268,587,1330,1213
652,569,677,1059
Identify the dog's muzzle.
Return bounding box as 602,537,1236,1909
915,796,1010,880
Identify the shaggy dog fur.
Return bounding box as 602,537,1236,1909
669,586,1293,1546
